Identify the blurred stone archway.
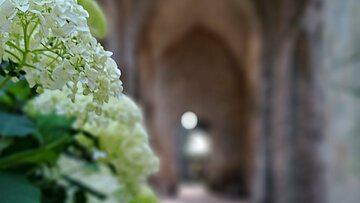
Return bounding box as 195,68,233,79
152,27,256,197
101,0,326,203
132,0,261,198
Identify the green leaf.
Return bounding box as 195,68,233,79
40,181,67,203
36,113,75,132
0,112,36,137
6,79,34,102
0,138,13,153
78,0,108,38
0,172,41,203
0,93,13,109
74,189,87,203
0,147,58,169
35,113,75,144
130,186,159,203
130,194,159,203
0,113,76,169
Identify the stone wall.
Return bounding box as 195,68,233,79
325,0,360,202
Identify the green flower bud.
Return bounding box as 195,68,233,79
78,0,108,39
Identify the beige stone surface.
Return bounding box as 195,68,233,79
161,184,247,203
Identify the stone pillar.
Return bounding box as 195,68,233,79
255,0,326,203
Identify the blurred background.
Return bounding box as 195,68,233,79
96,0,360,202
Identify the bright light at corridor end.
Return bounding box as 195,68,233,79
181,111,198,130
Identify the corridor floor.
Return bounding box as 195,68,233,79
161,184,247,203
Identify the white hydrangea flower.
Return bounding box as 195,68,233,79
0,1,15,32
0,0,123,111
26,88,160,199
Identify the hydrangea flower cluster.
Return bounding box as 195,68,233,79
0,0,122,113
26,88,160,200
1,0,159,201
